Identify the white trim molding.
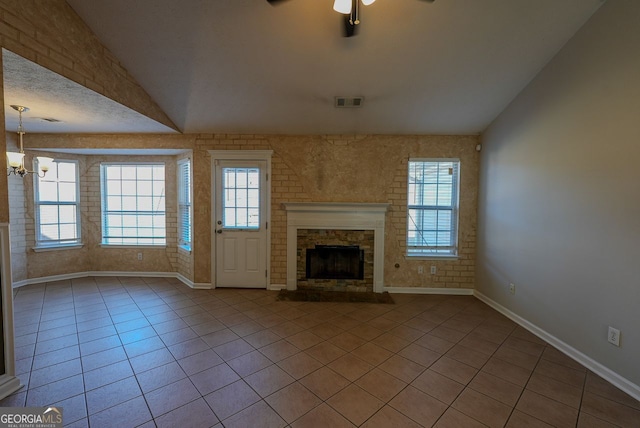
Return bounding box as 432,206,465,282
386,286,473,295
283,202,390,293
0,223,22,400
474,290,640,401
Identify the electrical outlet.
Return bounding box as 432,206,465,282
509,283,515,294
608,326,620,347
430,266,437,275
137,252,143,261
417,266,424,274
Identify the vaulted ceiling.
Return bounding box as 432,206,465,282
5,0,605,135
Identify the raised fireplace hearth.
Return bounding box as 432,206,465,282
283,202,389,293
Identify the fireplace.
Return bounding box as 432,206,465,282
284,202,389,292
306,245,365,280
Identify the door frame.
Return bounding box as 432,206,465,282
209,150,272,289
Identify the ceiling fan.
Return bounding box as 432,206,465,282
267,0,435,38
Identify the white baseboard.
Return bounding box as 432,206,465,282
474,290,640,402
12,271,198,290
384,286,474,295
0,375,22,401
13,272,287,292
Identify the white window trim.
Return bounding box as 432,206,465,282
177,158,192,252
406,158,460,258
34,159,81,249
100,162,167,246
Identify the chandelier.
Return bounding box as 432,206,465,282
6,105,53,178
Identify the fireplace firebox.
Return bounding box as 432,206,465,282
306,245,364,280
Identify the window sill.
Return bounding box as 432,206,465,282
33,244,84,252
405,254,460,261
100,244,167,249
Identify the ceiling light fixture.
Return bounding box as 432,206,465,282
6,105,53,178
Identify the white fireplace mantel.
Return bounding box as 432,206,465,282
283,202,390,292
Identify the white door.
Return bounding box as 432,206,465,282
214,160,268,288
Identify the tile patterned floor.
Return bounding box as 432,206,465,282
2,276,639,427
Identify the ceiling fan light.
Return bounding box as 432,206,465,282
333,0,352,14
361,0,376,5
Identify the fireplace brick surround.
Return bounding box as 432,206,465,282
297,229,375,292
284,202,389,293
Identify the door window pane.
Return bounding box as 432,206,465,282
222,167,260,229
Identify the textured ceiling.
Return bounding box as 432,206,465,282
2,50,177,134
7,0,605,135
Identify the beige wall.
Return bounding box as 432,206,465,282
9,149,187,282
1,0,177,228
21,133,479,290
0,0,175,130
477,0,640,388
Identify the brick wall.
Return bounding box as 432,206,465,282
0,0,175,130
10,151,184,281
21,132,479,290
195,134,479,290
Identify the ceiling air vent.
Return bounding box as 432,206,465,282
334,96,364,108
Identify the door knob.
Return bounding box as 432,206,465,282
216,230,222,234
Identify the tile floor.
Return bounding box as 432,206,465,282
2,276,639,427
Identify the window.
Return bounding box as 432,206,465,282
222,167,260,229
407,159,460,257
34,159,81,247
101,163,166,246
177,159,191,250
